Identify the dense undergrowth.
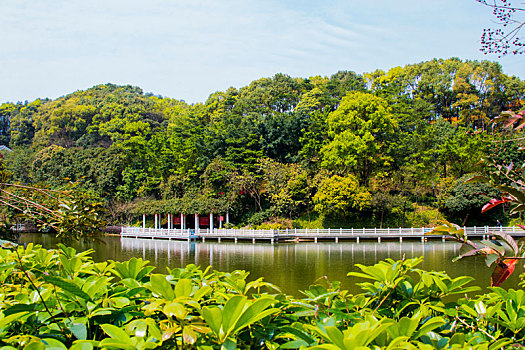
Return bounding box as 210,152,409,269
0,243,523,349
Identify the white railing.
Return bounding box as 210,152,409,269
121,227,195,239
121,225,524,240
200,229,276,238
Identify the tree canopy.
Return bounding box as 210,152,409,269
2,58,524,227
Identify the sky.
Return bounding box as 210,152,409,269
2,0,525,104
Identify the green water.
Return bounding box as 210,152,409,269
19,233,523,295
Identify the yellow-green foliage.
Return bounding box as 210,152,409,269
313,174,371,217
1,243,522,349
406,206,445,227
255,218,293,230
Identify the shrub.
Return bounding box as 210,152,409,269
0,243,522,349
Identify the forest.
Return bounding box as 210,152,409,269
1,57,524,229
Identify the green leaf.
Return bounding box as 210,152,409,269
202,306,222,336
22,342,45,350
324,326,345,349
448,333,465,345
163,302,187,319
174,279,192,298
465,175,490,184
100,324,133,345
489,338,514,350
42,275,92,302
193,285,212,301
432,276,448,294
69,343,93,350
82,276,110,299
148,274,175,300
414,317,446,338
436,337,449,349
3,303,39,316
234,297,276,332
491,231,519,256
279,326,316,345
385,336,410,350
0,312,29,332
113,258,155,281
485,253,500,267
480,240,506,256
279,340,310,349
221,296,247,336
98,340,135,350
41,339,67,350
145,318,162,340
221,338,237,350
398,316,419,337
182,327,198,345
67,322,87,340
497,185,525,203
510,203,525,214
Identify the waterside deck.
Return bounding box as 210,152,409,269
120,226,525,243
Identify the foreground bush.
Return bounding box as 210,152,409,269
0,243,522,349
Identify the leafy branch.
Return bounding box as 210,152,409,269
0,182,106,241
429,221,525,286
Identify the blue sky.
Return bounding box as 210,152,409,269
2,0,525,104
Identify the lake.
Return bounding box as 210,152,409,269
19,233,523,295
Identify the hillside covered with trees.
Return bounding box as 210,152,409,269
1,57,524,228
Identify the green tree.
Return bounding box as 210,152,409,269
9,100,42,147
313,174,371,218
258,158,312,218
321,92,397,185
439,175,503,225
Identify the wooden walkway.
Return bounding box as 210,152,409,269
120,226,525,243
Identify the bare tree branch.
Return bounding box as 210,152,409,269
476,0,525,56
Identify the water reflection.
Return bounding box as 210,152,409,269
119,238,476,293
20,233,522,296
